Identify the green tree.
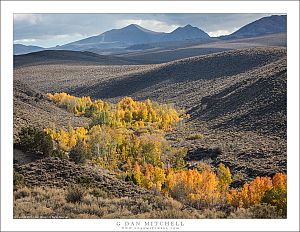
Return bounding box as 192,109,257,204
17,126,53,156
69,140,87,164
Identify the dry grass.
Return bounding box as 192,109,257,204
228,204,282,219
15,186,282,219
14,186,202,219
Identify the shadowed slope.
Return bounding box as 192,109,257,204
14,50,139,68
189,58,287,137
76,47,286,101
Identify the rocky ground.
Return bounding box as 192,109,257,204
166,120,286,187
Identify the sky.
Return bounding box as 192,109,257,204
14,13,274,48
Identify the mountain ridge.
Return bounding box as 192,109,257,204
14,15,286,54
14,44,45,55
221,15,286,39
59,23,211,51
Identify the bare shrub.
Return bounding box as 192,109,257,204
65,185,85,203
201,208,227,218
228,204,281,219
14,187,31,200
89,188,108,199
149,209,196,219
186,133,204,140
13,171,25,190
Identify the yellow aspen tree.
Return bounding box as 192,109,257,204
217,163,232,191
133,162,143,186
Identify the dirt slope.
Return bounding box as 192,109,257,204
80,47,286,101
189,57,287,137
14,156,152,197
13,80,90,141
14,64,156,94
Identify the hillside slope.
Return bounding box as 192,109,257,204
13,80,90,141
190,57,287,137
14,64,155,93
14,50,139,68
14,157,155,197
78,47,286,106
14,47,286,136
14,156,201,219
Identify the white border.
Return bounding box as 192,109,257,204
1,1,299,231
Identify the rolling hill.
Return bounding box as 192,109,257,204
14,47,286,124
14,50,140,67
192,58,286,136
74,47,286,104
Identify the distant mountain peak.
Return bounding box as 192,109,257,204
124,24,142,29
170,24,210,40
183,24,194,28
223,14,287,39
58,23,211,50
173,24,204,32
120,24,160,34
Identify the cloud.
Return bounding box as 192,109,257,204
13,14,41,24
13,38,37,44
208,28,239,37
14,33,89,48
115,19,179,32
13,13,275,47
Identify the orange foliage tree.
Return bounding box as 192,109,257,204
165,167,228,208
227,173,287,212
